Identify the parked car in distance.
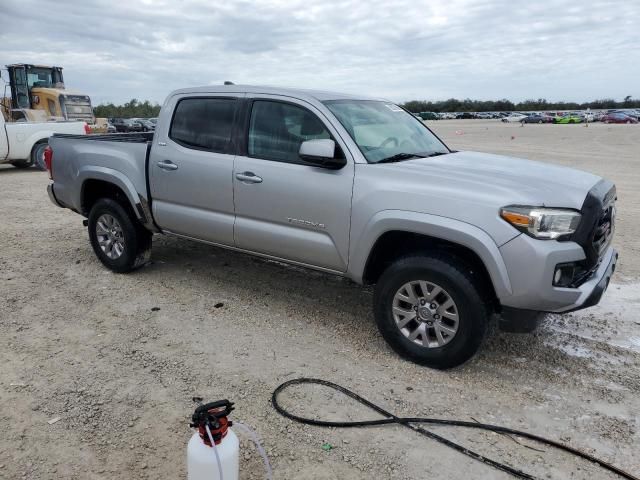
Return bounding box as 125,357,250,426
46,85,618,369
609,110,639,121
418,111,439,120
127,119,143,132
602,113,639,124
455,112,475,119
106,122,117,133
111,118,128,133
501,113,527,123
133,119,155,132
580,112,595,122
111,118,143,133
554,113,583,124
521,113,553,124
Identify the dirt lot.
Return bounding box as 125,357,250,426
1,120,638,480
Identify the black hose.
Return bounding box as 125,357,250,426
272,378,637,480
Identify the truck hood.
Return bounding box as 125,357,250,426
382,150,600,209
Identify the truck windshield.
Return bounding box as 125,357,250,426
323,100,449,163
27,68,54,88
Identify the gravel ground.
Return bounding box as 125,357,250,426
1,120,639,479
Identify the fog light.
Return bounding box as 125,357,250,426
553,264,576,287
554,269,562,284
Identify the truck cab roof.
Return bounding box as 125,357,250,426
168,85,385,103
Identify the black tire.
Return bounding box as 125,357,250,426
11,159,32,169
88,198,152,273
373,255,488,369
31,141,48,171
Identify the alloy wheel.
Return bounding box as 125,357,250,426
95,214,125,259
392,280,459,348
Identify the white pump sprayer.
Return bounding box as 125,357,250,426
187,399,239,480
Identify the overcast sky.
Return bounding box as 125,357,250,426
1,0,638,105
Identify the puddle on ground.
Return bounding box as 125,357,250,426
545,282,640,354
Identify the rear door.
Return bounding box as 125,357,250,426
232,95,354,272
149,93,241,245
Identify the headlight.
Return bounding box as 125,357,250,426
500,206,581,239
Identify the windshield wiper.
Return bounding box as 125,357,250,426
376,153,425,164
425,151,450,158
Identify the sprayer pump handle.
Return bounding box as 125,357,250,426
191,399,234,428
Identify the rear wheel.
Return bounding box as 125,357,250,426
31,141,48,171
88,198,152,273
374,255,489,369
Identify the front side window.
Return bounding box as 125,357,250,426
169,98,236,152
324,100,449,163
248,100,331,163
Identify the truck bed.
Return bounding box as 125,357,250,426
48,132,153,217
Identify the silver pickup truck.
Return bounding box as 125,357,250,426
46,85,618,369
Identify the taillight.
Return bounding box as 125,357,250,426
84,123,91,134
44,145,53,179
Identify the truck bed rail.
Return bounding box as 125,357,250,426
51,132,154,143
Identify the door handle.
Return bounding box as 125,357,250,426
157,160,178,171
235,171,263,184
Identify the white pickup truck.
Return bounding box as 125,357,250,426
0,113,88,169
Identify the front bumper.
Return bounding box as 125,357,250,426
499,233,618,313
562,246,618,313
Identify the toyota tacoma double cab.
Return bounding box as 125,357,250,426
45,86,618,369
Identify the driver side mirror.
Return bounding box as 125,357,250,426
299,139,346,170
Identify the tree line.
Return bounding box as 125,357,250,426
93,96,639,118
93,99,161,119
402,96,639,113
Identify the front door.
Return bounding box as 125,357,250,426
233,96,354,272
149,94,241,246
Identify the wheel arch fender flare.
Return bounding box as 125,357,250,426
348,210,513,299
76,166,144,221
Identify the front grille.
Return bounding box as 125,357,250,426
570,181,616,275
61,95,95,123
592,205,615,256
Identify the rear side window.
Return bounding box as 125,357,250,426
169,98,236,153
248,100,331,163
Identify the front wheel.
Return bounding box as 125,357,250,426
88,198,152,273
374,255,488,369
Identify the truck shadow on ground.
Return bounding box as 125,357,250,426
0,166,43,175
142,235,597,376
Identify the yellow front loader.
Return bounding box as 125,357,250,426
2,64,106,132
